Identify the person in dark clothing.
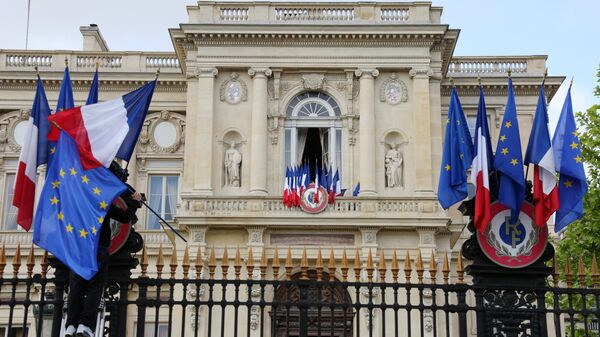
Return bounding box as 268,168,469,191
65,162,142,337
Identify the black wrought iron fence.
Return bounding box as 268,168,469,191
0,245,599,337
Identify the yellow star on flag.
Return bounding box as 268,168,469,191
501,148,508,155
79,229,89,238
572,130,579,137
574,155,582,163
505,121,512,128
66,224,73,233
50,147,56,154
510,158,518,166
93,187,101,195
91,226,97,235
59,169,66,178
97,216,104,224
500,135,507,142
570,141,578,150
99,200,108,210
51,180,60,189
445,164,451,171
57,212,64,221
69,167,77,176
81,175,90,184
50,196,59,205
564,180,573,188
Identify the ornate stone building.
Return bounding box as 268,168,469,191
0,2,563,336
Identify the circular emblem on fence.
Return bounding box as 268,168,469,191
108,197,132,255
300,183,329,214
477,202,548,269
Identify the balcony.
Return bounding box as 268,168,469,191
448,55,548,77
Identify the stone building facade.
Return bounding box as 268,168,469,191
0,2,563,336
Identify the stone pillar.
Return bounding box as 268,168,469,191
355,68,379,195
195,67,218,195
248,68,272,195
410,67,434,194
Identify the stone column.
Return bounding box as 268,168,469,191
248,68,272,195
355,68,379,195
195,67,218,195
410,67,434,193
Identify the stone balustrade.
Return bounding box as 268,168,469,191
191,2,442,24
0,50,181,73
448,56,548,76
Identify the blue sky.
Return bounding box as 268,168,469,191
1,0,598,125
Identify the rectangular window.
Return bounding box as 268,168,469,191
147,175,179,230
3,174,17,230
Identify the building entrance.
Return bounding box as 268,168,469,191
300,128,323,181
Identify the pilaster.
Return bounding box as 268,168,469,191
355,68,379,196
248,67,272,196
410,67,434,194
194,67,218,195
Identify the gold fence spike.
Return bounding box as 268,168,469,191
328,248,336,281
353,249,362,280
442,252,450,285
156,244,165,279
140,245,149,278
391,250,399,283
564,257,573,288
416,250,424,284
234,246,242,280
195,247,203,279
12,244,21,278
208,246,216,280
366,249,374,282
26,245,35,279
40,250,49,278
577,256,586,288
551,256,559,287
429,250,437,285
378,250,387,282
285,247,293,280
404,250,412,284
221,246,230,280
182,246,190,280
170,247,178,279
341,248,349,282
592,255,599,289
300,247,309,280
457,250,465,284
272,248,281,279
260,248,268,280
315,247,324,281
0,244,6,277
247,247,255,279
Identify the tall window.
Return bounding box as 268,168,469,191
147,175,179,230
3,174,17,230
467,116,477,143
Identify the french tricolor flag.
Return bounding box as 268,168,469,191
13,76,51,231
524,82,559,226
48,81,155,169
471,87,493,232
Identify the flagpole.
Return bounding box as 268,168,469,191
25,0,31,49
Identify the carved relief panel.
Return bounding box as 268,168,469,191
0,110,30,155
379,74,408,105
137,110,185,155
220,73,248,105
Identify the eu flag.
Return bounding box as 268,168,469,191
493,78,525,222
438,87,473,209
33,132,126,280
551,87,588,232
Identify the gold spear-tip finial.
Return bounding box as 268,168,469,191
477,73,481,87
507,68,512,78
449,76,454,86
155,68,161,81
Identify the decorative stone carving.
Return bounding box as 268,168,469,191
359,227,380,245
409,67,434,79
223,141,242,187
352,79,360,99
301,74,326,90
280,81,293,95
354,68,379,79
0,110,30,153
197,67,218,78
379,74,408,105
138,111,185,154
384,141,407,188
248,227,265,244
248,68,272,78
220,73,247,104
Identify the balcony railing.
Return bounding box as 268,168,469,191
448,56,547,76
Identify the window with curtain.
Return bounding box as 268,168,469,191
147,175,179,230
466,116,477,143
3,174,17,230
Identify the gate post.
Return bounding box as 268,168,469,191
460,182,553,337
297,278,310,337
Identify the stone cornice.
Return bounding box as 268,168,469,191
441,76,564,101
0,78,187,92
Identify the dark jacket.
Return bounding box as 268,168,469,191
99,192,141,247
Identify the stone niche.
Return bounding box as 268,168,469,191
381,130,409,189
221,129,245,188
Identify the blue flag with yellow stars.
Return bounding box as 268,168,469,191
33,132,126,280
438,86,473,209
551,86,588,232
493,78,525,222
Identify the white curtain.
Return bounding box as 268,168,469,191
295,128,308,165
165,176,179,220
148,176,162,229
319,129,329,166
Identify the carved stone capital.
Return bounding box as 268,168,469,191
196,67,218,78
248,68,272,78
409,67,434,79
355,68,379,79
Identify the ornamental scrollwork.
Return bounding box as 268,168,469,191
379,74,408,105
0,110,30,153
137,110,185,154
220,73,247,105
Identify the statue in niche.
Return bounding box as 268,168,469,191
224,141,242,187
384,141,407,188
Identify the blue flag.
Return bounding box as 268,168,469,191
33,76,52,166
56,66,74,112
353,182,360,197
551,87,588,232
438,87,473,209
493,78,525,222
320,163,327,188
86,69,99,105
33,132,126,280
